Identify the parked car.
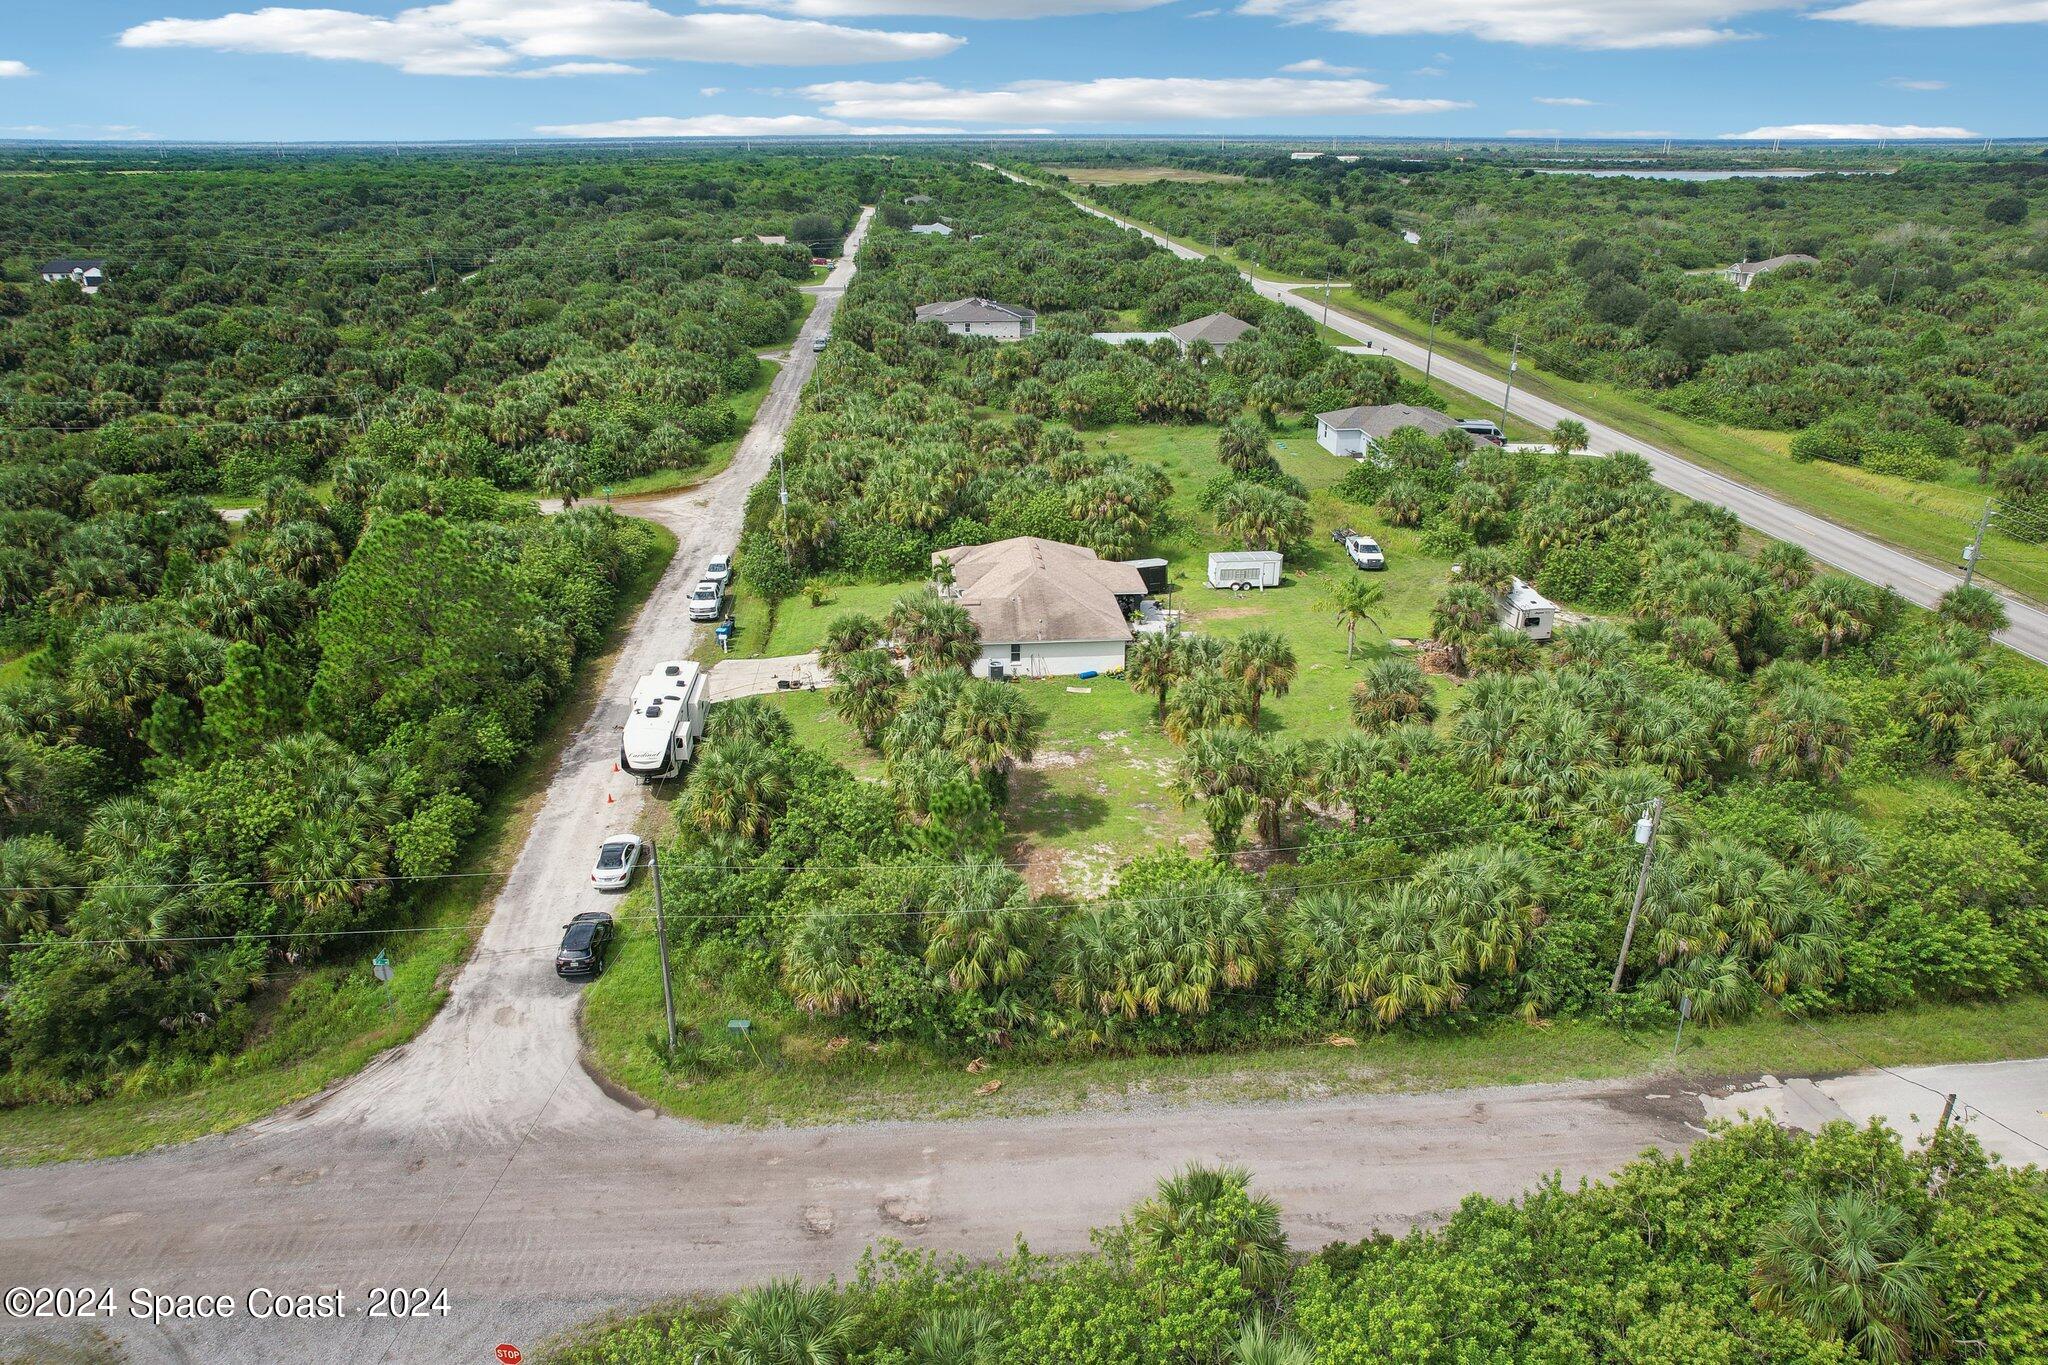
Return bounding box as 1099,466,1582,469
687,579,725,622
1457,418,1506,445
555,911,614,978
1343,535,1386,571
812,331,830,353
704,555,733,588
590,833,646,891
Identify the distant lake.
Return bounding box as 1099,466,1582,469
1529,168,1890,181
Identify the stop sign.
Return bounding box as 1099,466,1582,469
496,1347,522,1365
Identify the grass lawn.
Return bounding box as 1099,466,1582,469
1032,172,2045,610
584,926,2048,1126
0,525,679,1167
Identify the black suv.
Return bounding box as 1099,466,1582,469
555,911,614,978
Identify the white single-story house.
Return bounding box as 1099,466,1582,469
1315,403,1470,460
936,536,1148,679
1168,312,1255,352
1723,253,1818,292
1336,154,1361,163
915,297,1037,341
1497,578,1558,641
909,222,954,236
731,234,789,246
38,257,106,294
1402,229,1423,246
1290,151,1324,160
904,193,934,205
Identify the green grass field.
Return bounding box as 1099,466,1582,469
1035,172,2047,611
0,526,680,1166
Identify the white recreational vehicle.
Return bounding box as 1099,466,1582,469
620,660,709,781
1498,578,1558,641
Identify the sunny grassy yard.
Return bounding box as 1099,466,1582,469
0,525,679,1166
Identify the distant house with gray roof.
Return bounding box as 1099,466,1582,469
915,296,1036,341
909,222,953,236
1168,312,1255,352
1723,253,1818,292
1315,403,1470,460
38,257,106,294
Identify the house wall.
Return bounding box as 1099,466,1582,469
946,320,1030,341
974,638,1127,679
1316,421,1367,457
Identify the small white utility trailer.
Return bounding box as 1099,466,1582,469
1207,550,1283,591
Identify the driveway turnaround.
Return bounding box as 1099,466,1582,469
976,163,2048,666
3,198,2044,1365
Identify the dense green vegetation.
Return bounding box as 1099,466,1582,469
0,152,888,1102
629,169,2048,1078
0,155,867,494
555,1120,2047,1364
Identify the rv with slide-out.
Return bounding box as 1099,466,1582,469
620,660,708,781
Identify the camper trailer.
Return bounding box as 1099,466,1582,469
1498,578,1558,641
620,659,709,781
1207,550,1283,591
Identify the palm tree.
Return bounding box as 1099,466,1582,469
1748,684,1854,783
1377,477,1428,527
711,1279,856,1365
1790,574,1879,659
923,860,1035,994
1356,884,1465,1025
0,834,81,945
1907,662,1984,758
1163,669,1251,743
1468,625,1537,675
535,452,587,508
1430,582,1496,672
1218,417,1277,477
1957,693,2048,783
1758,542,1815,592
831,648,904,747
1226,629,1297,723
1129,1165,1289,1298
1752,1193,1947,1365
907,1308,999,1365
1553,620,1631,669
687,738,792,843
1125,631,1180,719
1330,578,1386,661
1550,418,1589,455
1936,583,2008,635
817,612,884,672
1233,1317,1315,1365
1350,657,1434,732
887,589,980,674
1413,843,1541,976
710,695,795,749
943,679,1041,789
1215,482,1309,552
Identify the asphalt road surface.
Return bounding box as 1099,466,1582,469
3,196,2043,1365
978,163,2048,665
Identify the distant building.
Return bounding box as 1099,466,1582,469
1315,403,1470,461
731,234,789,246
1091,330,1174,347
38,257,105,294
1290,151,1324,160
903,193,934,205
1336,154,1361,163
1723,253,1818,292
1168,312,1255,352
935,536,1148,679
915,296,1037,341
909,222,954,236
1402,229,1423,246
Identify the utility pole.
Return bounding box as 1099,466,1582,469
1321,275,1331,329
649,839,678,1055
1934,1092,1958,1137
1611,798,1664,992
1423,308,1441,384
1962,501,1994,587
1498,334,1521,432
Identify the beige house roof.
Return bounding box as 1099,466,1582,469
936,537,1145,645
1169,312,1255,347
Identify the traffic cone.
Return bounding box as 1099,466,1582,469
606,793,615,804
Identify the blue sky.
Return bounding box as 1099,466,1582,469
0,0,2039,143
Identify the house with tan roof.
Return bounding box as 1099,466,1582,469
1167,312,1255,351
935,536,1148,679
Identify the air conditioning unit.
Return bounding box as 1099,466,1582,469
988,660,1006,680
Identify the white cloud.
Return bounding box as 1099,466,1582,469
1506,127,1563,136
707,0,1169,13
0,60,34,78
1411,65,1447,76
1281,57,1361,73
700,85,726,95
800,75,1467,122
1813,0,2048,26
1722,122,1977,139
537,113,961,135
1235,0,1781,49
510,60,647,76
119,0,962,75
1534,95,1596,105
1882,76,1947,89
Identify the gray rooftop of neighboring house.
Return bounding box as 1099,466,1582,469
1729,253,1819,278
909,222,953,235
915,296,1036,325
903,193,933,204
39,257,105,275
1316,403,1466,442
936,536,1146,645
1168,312,1256,347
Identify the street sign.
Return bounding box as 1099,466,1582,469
371,952,393,983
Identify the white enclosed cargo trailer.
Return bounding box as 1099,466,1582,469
620,659,709,780
1206,550,1283,590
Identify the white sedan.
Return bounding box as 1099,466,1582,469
590,833,647,891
